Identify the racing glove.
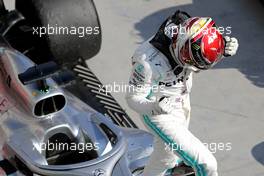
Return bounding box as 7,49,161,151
224,36,239,57
155,96,182,114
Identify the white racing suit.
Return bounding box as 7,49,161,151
126,40,218,176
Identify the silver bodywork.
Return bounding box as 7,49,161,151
0,47,153,176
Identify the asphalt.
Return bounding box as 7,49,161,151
4,0,264,175
89,0,264,175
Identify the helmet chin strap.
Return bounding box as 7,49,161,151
184,64,200,72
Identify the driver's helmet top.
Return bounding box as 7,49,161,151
172,17,225,70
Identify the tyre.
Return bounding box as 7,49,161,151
15,0,102,66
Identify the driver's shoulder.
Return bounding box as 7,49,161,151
133,41,169,70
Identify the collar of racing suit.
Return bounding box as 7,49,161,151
149,10,191,76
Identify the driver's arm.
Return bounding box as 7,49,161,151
126,57,156,115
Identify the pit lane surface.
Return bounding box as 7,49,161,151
89,0,264,175
4,0,264,175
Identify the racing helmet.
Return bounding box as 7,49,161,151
172,17,225,70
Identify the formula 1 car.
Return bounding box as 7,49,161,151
0,1,196,175
0,0,154,175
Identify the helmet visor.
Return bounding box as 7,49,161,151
179,39,212,70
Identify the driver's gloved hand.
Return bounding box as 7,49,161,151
224,36,239,57
155,96,176,114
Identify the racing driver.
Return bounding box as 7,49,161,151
126,11,239,176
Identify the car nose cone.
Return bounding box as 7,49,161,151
93,168,105,176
